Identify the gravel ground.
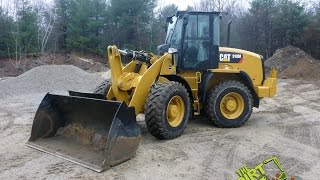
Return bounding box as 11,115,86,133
0,65,104,99
0,66,320,179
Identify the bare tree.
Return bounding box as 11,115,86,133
35,0,56,55
194,0,245,16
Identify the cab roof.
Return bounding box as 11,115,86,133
176,11,227,16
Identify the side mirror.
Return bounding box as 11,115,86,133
157,43,171,55
168,48,178,54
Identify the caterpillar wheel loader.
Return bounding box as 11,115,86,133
27,11,277,172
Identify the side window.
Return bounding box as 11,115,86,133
185,15,197,39
170,19,183,48
213,16,220,46
198,15,209,38
183,15,210,69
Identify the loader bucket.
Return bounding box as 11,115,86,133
26,92,141,172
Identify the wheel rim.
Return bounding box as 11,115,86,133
220,92,244,119
166,96,185,127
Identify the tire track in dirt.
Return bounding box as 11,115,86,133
270,80,320,150
196,134,241,180
264,135,317,177
0,113,14,132
46,161,74,175
283,122,320,149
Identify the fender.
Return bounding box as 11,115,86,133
199,71,213,104
239,71,260,108
161,75,194,105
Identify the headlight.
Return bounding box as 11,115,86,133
259,55,264,61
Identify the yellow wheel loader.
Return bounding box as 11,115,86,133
27,11,277,172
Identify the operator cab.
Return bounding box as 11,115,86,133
159,11,221,71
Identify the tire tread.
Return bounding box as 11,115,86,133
205,80,253,128
145,82,190,139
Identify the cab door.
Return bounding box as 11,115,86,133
179,13,219,71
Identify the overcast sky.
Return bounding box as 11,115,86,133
158,0,197,10
0,0,317,12
0,0,196,11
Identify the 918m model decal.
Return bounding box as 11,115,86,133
219,52,243,63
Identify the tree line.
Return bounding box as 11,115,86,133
0,0,319,64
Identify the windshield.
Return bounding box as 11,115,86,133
165,16,183,49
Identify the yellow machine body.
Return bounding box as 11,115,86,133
107,46,277,115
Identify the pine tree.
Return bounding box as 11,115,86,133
54,0,70,51
0,7,14,57
15,0,38,55
108,0,156,50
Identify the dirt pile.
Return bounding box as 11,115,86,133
0,65,104,99
56,123,108,150
0,53,108,77
265,45,320,80
56,124,95,145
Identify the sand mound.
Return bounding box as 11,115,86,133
0,65,104,99
265,45,320,80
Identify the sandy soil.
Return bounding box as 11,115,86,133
1,79,320,180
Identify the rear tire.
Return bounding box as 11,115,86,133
145,82,191,139
205,80,253,128
94,79,111,95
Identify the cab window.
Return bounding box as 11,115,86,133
182,14,210,69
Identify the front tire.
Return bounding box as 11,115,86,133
205,80,253,128
145,82,191,139
94,79,111,95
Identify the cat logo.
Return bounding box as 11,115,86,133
220,53,231,62
219,52,243,63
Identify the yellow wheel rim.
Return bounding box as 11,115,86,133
166,96,185,127
220,92,244,119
